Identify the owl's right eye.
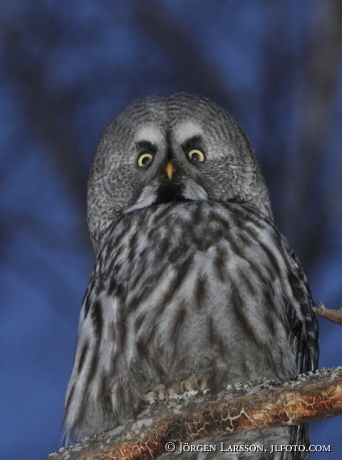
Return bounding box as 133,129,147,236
137,153,154,167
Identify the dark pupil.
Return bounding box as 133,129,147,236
142,155,151,165
191,152,201,162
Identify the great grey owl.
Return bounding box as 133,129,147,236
63,94,319,459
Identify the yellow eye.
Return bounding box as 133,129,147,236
138,153,153,167
188,149,205,162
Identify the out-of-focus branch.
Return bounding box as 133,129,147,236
1,6,89,240
286,0,342,266
47,367,342,460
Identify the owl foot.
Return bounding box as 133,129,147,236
143,383,181,403
143,375,209,404
183,374,210,394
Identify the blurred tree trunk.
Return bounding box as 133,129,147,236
1,2,89,242
283,0,342,268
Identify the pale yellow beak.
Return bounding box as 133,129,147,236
165,162,176,180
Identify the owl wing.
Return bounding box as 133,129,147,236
238,201,319,457
284,244,319,375
62,275,115,444
278,235,319,455
236,201,319,377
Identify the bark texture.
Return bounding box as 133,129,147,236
47,367,342,460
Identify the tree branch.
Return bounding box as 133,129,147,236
47,367,342,460
313,301,342,325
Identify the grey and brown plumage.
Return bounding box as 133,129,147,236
63,94,318,458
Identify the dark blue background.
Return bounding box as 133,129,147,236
1,1,342,458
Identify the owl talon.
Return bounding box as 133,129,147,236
166,382,183,396
183,376,197,392
143,384,166,403
183,375,210,394
199,375,210,392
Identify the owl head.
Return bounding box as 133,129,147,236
88,94,272,253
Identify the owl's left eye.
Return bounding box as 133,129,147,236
188,149,205,163
138,153,154,167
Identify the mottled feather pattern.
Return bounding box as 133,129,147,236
64,94,318,459
64,201,318,451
